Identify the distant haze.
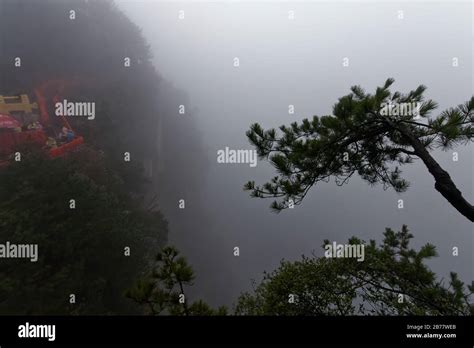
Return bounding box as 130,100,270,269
118,0,473,307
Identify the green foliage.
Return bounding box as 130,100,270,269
235,225,473,315
127,246,227,316
125,228,472,317
0,148,167,314
245,79,474,212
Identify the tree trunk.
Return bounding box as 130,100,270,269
400,126,474,222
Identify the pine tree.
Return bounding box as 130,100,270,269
245,79,474,221
126,246,227,315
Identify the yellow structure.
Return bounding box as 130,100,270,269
0,94,38,115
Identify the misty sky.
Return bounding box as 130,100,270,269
118,0,473,307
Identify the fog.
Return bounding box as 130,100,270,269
118,0,473,307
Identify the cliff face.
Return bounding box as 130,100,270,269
0,0,211,313
0,0,173,315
